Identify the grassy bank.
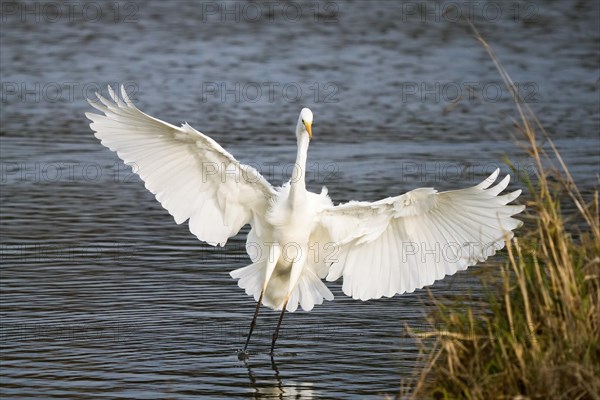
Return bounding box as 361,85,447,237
406,25,600,400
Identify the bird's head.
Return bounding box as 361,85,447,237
297,108,313,140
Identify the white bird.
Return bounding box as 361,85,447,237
86,85,525,354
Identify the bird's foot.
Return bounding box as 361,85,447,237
237,349,250,361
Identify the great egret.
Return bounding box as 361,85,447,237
86,85,524,354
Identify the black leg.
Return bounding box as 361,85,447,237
270,298,289,354
243,289,264,352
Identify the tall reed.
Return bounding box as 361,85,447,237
407,23,600,400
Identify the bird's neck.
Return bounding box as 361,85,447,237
289,134,309,208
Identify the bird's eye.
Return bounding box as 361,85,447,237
302,119,305,124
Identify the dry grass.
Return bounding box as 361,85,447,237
406,24,600,400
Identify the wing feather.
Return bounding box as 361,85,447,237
86,85,275,246
319,169,525,300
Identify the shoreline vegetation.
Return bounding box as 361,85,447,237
404,23,600,399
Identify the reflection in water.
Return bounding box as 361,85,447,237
243,354,315,399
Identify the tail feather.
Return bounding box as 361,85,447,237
298,268,335,311
230,262,264,302
230,260,334,312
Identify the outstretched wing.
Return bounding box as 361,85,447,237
86,85,276,246
317,169,525,300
